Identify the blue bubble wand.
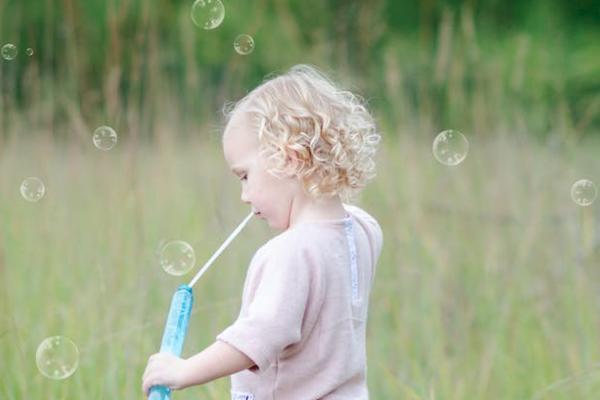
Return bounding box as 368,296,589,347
148,211,254,399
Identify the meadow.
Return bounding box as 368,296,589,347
2,0,599,398
1,126,599,399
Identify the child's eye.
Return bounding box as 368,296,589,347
240,174,247,181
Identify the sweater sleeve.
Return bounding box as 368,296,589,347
216,243,314,372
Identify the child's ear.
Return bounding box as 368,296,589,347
285,148,307,168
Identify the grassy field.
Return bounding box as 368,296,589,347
1,0,598,398
1,128,599,399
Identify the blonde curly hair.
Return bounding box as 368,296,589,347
222,64,381,203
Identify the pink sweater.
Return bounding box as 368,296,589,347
216,204,383,400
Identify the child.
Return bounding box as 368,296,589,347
142,64,384,399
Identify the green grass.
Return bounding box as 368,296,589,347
1,130,599,399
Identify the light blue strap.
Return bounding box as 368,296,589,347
343,217,361,306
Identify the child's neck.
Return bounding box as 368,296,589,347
288,195,347,228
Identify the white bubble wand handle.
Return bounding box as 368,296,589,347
148,211,254,400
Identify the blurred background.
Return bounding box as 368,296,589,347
0,0,598,142
1,0,599,398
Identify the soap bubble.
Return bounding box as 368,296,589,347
159,240,196,276
571,179,597,207
234,34,255,55
1,43,17,60
20,177,45,202
36,336,79,380
191,0,225,30
432,129,469,166
92,126,118,151
25,48,34,56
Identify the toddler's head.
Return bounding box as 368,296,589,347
222,64,381,230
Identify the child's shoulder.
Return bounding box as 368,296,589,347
343,203,379,225
249,226,323,275
265,223,323,251
253,204,383,260
344,203,383,236
254,222,333,262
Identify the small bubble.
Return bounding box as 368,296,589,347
571,179,597,207
159,240,196,276
92,126,118,151
432,129,469,166
234,34,255,55
36,336,79,380
1,43,17,60
191,0,225,30
25,48,34,56
20,177,46,202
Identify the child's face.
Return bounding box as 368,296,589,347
222,111,302,231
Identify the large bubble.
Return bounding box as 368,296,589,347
20,177,46,202
191,0,225,30
1,43,17,60
432,129,469,166
234,34,255,55
159,240,196,276
36,336,79,380
571,179,597,207
92,126,118,151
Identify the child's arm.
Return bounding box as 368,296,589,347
142,341,256,395
180,340,256,388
